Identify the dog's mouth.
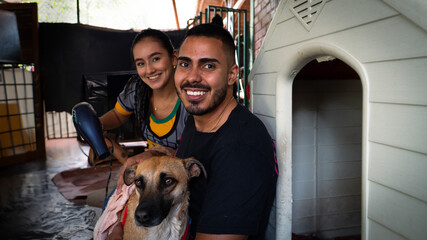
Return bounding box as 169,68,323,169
134,198,173,227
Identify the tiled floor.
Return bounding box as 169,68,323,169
0,138,101,240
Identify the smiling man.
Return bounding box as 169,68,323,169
174,23,278,240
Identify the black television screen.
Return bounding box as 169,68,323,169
83,70,138,141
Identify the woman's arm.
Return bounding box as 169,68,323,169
100,108,130,131
148,145,176,156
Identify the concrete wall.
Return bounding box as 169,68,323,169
249,0,427,239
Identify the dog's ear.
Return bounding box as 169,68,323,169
183,157,207,179
123,165,137,186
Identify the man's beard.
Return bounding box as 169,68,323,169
178,82,228,116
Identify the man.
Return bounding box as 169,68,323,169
174,23,278,240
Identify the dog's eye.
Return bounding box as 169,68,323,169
135,179,143,187
164,178,176,186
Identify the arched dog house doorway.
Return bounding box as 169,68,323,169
274,44,369,240
291,58,362,239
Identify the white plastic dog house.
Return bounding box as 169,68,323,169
249,0,427,239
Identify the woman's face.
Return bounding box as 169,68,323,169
133,37,177,90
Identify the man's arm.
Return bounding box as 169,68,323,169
196,233,247,240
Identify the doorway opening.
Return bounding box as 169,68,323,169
291,58,362,239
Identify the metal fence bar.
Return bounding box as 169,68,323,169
58,111,63,138
65,111,70,138
243,10,248,107
50,111,55,139
237,11,242,101
1,66,15,156
12,67,26,149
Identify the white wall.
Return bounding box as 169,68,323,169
250,0,427,239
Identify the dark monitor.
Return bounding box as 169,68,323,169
83,70,138,141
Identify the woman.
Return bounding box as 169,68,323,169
101,28,187,151
93,29,188,240
99,28,188,188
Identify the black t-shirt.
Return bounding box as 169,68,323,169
176,104,278,239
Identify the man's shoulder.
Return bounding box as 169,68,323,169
231,105,270,135
227,105,272,147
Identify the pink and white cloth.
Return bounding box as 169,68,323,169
93,184,135,240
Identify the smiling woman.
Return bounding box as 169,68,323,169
100,28,189,151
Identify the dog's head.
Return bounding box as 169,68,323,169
123,155,206,227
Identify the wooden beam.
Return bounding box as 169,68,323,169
172,0,180,29
233,0,245,9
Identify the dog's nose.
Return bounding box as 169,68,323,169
135,210,151,224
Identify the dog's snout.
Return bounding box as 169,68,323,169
134,208,162,227
134,199,165,227
135,210,152,225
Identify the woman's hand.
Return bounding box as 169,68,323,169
115,149,167,192
148,145,176,156
116,151,152,192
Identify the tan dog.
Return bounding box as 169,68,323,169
121,155,206,240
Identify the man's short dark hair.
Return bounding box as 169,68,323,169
185,24,236,65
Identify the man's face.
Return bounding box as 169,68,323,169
174,36,237,116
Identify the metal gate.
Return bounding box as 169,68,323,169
0,3,45,166
0,64,43,163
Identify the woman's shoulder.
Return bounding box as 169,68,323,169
178,100,190,119
124,75,140,91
